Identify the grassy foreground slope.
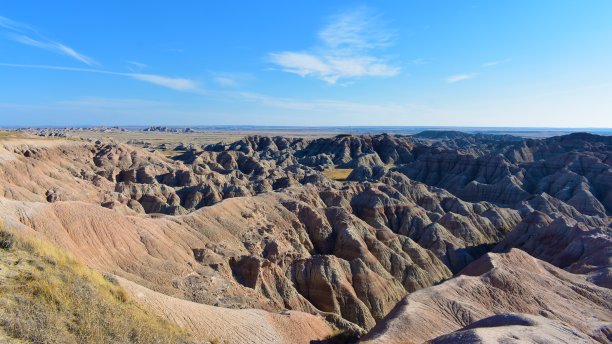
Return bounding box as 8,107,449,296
0,221,192,344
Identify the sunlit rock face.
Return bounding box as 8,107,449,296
0,130,609,336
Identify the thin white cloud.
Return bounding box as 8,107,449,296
268,7,399,84
409,58,427,65
235,91,410,115
129,73,199,91
0,15,33,32
483,58,511,67
1,17,200,93
318,7,395,50
1,16,96,65
214,76,237,87
127,61,148,71
0,63,202,92
446,73,478,84
482,61,501,67
9,34,96,65
210,72,253,87
57,97,167,108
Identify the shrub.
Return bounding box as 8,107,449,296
0,229,14,250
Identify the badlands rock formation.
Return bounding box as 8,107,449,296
428,313,597,344
495,210,611,288
362,249,611,343
0,130,610,343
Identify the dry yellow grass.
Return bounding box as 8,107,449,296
322,168,353,181
0,131,25,140
62,129,340,146
157,149,186,158
0,222,192,344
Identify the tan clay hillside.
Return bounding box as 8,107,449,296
0,131,610,343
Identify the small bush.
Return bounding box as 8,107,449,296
312,329,360,344
0,229,15,250
103,273,120,285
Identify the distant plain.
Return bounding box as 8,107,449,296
27,126,612,146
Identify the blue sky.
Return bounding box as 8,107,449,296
1,1,611,127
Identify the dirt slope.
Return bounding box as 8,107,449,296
118,277,334,344
362,249,612,343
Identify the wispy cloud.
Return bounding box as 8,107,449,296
57,97,167,108
129,73,199,91
0,15,33,33
482,58,510,67
126,61,148,72
214,76,237,87
210,72,253,87
234,91,411,115
444,59,508,84
268,7,399,84
446,73,478,84
0,63,202,92
0,16,198,92
318,7,395,50
409,58,427,65
0,15,96,65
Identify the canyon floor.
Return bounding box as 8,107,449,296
0,128,610,343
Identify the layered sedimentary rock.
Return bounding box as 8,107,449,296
0,130,610,341
362,249,612,344
428,313,597,344
495,211,612,288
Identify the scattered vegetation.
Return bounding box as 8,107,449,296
322,168,353,181
313,329,361,344
158,149,186,158
0,131,25,140
0,223,14,249
0,223,192,343
209,339,229,344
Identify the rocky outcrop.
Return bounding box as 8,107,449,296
428,313,596,344
495,211,612,287
0,131,610,339
362,249,612,343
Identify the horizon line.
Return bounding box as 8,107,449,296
2,125,612,131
